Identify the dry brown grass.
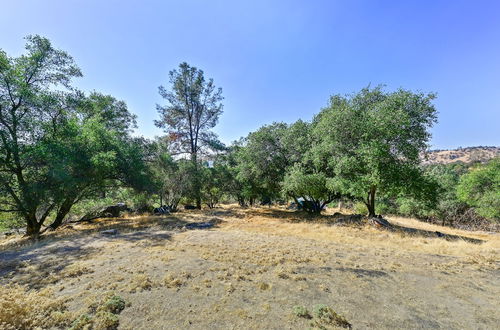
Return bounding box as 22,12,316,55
0,284,128,330
223,206,500,263
1,205,499,329
0,284,73,329
127,274,154,293
163,274,184,288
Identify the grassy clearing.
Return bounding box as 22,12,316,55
0,205,499,329
225,206,499,260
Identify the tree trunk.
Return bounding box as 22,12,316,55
190,153,202,210
311,203,322,214
366,186,377,217
25,203,55,237
48,198,75,230
25,215,41,238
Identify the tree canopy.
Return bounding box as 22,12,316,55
155,62,224,208
457,158,500,219
0,36,144,236
2,35,497,237
309,86,438,216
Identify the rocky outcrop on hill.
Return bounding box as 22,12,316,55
422,146,499,165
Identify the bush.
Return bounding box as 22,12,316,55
327,201,339,208
312,304,351,329
375,199,394,215
0,213,23,232
70,293,126,330
457,158,500,220
353,202,367,215
69,314,93,330
93,311,119,330
292,305,311,319
99,295,126,314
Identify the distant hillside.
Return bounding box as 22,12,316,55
422,146,500,165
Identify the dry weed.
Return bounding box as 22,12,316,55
0,284,73,329
163,274,183,288
128,274,154,292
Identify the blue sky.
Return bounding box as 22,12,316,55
1,0,499,149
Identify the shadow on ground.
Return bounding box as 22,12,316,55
0,240,102,289
245,207,485,244
389,223,484,244
0,213,227,288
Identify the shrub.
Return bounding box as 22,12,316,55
0,212,23,231
128,274,153,292
457,158,500,220
375,200,392,215
93,311,119,330
69,314,93,330
292,305,311,319
163,274,183,288
353,202,367,215
99,294,126,314
70,293,126,330
312,304,351,329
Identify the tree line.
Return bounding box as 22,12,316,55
1,36,498,237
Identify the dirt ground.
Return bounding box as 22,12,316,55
1,205,499,329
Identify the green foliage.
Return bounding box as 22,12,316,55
0,36,145,236
292,305,311,319
312,304,351,329
1,36,493,232
234,120,313,204
155,62,224,208
0,35,82,235
309,86,437,216
148,138,193,210
0,210,23,231
237,123,290,201
389,162,483,226
94,311,119,330
282,164,339,213
200,162,228,208
69,314,93,330
155,62,224,157
457,158,500,219
99,295,126,315
214,142,260,206
70,294,126,330
353,202,368,215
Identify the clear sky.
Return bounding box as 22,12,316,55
1,0,499,149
